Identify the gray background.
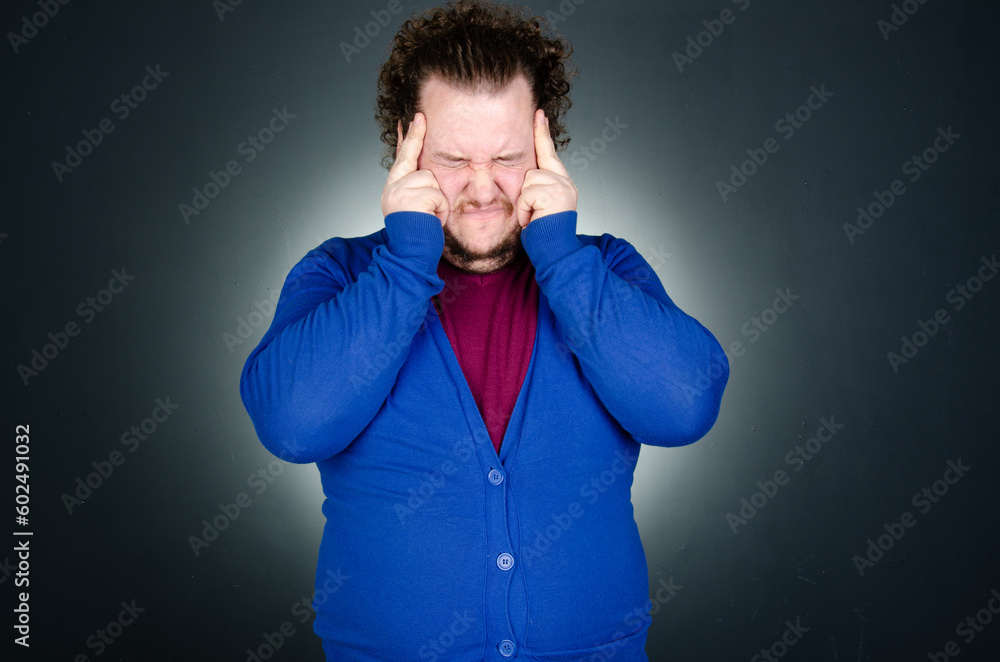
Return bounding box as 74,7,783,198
3,0,999,659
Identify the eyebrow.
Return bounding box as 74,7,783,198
433,151,527,162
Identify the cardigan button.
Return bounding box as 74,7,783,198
488,469,504,485
498,639,516,657
496,553,514,571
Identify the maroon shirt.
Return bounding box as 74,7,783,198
432,247,539,454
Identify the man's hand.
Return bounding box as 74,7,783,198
516,109,578,228
380,112,449,223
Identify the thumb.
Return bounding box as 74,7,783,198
435,191,450,226
516,189,534,228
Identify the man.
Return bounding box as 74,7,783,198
239,1,729,659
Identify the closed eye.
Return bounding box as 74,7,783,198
497,151,528,167
438,157,522,168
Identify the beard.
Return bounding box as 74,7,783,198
441,195,522,274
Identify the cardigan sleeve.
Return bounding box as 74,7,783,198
520,210,729,447
239,212,446,463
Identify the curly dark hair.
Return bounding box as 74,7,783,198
375,0,577,170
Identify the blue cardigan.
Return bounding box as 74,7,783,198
240,210,729,661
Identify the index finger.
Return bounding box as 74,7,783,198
533,109,569,178
388,112,427,184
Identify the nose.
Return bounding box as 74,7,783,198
462,163,502,207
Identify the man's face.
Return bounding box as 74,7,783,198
397,73,537,273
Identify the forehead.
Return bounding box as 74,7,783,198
418,74,535,157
